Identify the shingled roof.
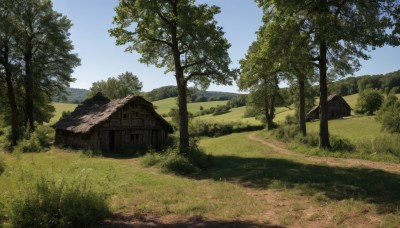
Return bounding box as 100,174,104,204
53,92,173,134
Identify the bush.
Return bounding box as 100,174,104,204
190,119,264,137
212,105,231,116
141,138,210,174
330,135,355,152
9,177,110,228
14,124,54,153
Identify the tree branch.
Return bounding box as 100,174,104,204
181,59,206,70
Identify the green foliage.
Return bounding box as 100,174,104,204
212,105,231,116
355,89,384,115
141,138,210,175
355,134,400,157
330,136,355,152
190,119,264,138
0,156,4,175
274,124,355,152
226,94,247,108
88,72,143,99
8,176,109,228
376,94,400,133
14,124,54,153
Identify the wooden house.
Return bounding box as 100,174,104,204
306,94,351,121
53,92,173,152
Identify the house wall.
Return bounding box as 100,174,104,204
94,99,169,152
55,130,91,149
306,97,351,121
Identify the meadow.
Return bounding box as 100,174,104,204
1,95,400,226
1,132,399,227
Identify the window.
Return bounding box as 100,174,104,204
123,113,128,119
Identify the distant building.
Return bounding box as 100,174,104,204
306,94,351,121
53,92,173,152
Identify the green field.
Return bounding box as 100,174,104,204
1,132,399,226
51,102,78,123
152,97,227,115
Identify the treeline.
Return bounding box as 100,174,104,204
328,70,400,96
147,85,240,102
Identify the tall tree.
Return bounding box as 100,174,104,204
239,39,281,130
110,0,235,151
88,72,143,99
14,0,80,131
0,0,21,145
258,0,400,148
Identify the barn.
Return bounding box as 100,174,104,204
306,94,351,121
53,92,173,152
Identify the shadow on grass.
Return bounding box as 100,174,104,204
101,213,284,228
193,155,400,210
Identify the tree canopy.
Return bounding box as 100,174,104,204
88,72,143,99
110,0,236,150
257,0,400,148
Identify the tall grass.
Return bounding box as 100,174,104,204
7,176,109,228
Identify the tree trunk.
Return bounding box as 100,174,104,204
170,1,189,151
2,44,19,146
176,76,190,151
298,78,307,136
319,39,330,148
24,51,35,132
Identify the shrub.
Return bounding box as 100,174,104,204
330,135,355,152
355,89,384,115
190,119,264,137
14,124,54,153
80,149,102,158
9,177,110,228
141,138,210,174
212,105,231,116
273,124,299,142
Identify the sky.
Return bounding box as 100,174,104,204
52,0,400,93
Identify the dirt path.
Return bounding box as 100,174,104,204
248,133,400,175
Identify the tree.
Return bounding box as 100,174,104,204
1,0,79,146
258,0,400,148
110,0,235,151
14,0,80,131
355,89,384,115
376,94,400,133
88,72,143,99
0,0,21,145
239,39,280,130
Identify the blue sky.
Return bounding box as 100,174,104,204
52,0,400,93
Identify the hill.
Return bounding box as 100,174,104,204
52,88,89,104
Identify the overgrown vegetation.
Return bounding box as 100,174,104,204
13,124,54,153
190,119,264,138
6,176,109,227
141,138,210,175
376,94,400,133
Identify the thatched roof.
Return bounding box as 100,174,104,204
306,94,351,116
54,92,173,134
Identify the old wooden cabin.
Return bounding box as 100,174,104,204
306,94,351,121
53,92,173,152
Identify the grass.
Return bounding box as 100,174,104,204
307,116,381,142
195,106,261,125
51,102,78,123
1,131,400,226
